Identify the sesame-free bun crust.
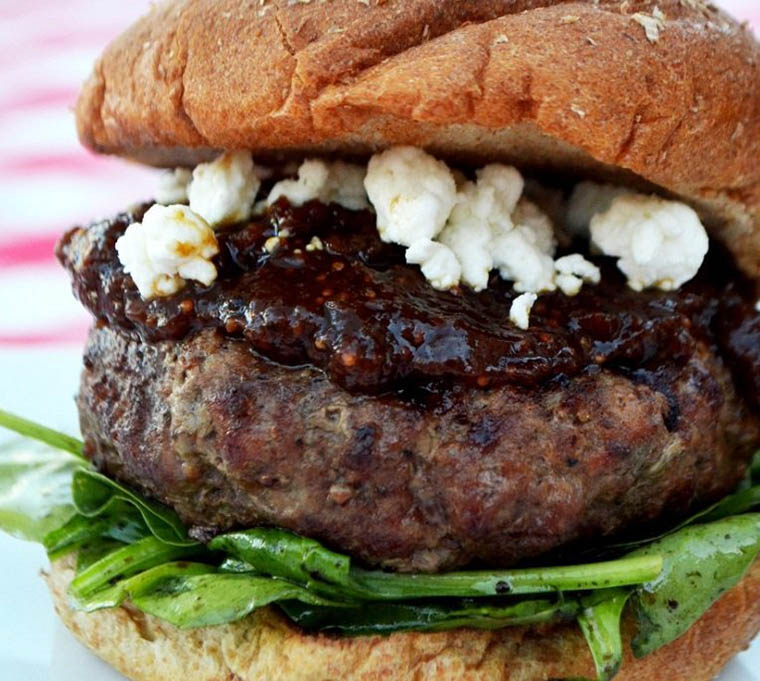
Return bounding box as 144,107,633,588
76,0,760,279
48,554,760,681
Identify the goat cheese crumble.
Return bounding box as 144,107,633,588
438,165,525,292
590,194,708,291
493,224,557,294
155,168,192,205
365,148,596,313
509,293,538,331
566,182,630,238
140,149,712,331
364,146,458,247
406,240,462,291
188,151,261,227
116,205,219,300
554,254,601,296
366,150,565,297
268,159,369,211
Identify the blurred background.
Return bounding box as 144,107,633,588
0,1,758,679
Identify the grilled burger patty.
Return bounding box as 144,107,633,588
58,198,760,571
78,324,758,572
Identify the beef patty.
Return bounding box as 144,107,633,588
78,324,759,572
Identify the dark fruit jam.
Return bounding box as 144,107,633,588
57,200,760,405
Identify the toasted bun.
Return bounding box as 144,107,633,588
47,554,760,681
75,0,760,279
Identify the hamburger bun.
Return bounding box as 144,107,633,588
75,0,760,279
57,2,760,679
48,553,760,681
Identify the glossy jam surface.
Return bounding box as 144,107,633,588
58,200,760,403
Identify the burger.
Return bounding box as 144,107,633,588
1,1,760,680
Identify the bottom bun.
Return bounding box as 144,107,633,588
46,555,760,681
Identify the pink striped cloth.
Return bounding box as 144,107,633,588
1,1,758,348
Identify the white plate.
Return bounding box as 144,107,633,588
0,348,758,681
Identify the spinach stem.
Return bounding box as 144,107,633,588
350,555,664,600
0,408,84,458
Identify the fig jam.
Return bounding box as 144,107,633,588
57,199,760,405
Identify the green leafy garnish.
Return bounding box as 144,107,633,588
0,440,80,542
69,536,202,608
211,529,663,601
630,514,760,657
44,503,148,559
604,462,760,552
71,469,195,547
280,596,580,636
348,556,662,601
131,567,345,629
578,590,629,681
76,538,127,573
0,409,83,458
209,529,352,594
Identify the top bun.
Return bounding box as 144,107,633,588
76,0,760,280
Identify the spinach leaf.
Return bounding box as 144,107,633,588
71,561,213,613
210,529,352,593
280,596,580,636
606,480,760,553
69,536,203,610
0,412,193,548
212,528,663,601
577,590,629,681
219,557,258,573
699,486,760,524
68,558,345,629
630,514,760,657
132,568,345,629
76,538,127,573
0,409,84,458
71,469,196,547
44,502,148,558
0,439,81,542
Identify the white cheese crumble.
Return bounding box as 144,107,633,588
406,240,462,291
509,293,538,331
512,199,556,255
268,159,369,211
438,165,524,292
188,151,261,227
115,205,219,300
566,182,630,237
493,224,557,294
364,146,458,247
590,195,709,291
364,148,598,317
554,254,601,296
264,236,282,254
155,168,192,205
143,148,714,330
